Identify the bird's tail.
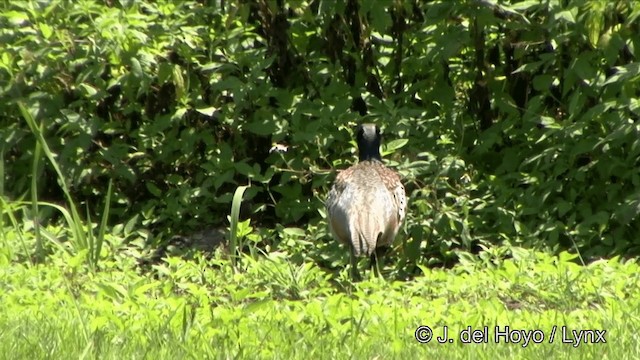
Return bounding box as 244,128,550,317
351,206,384,257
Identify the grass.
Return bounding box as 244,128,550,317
3,2,640,358
0,224,638,359
1,101,637,359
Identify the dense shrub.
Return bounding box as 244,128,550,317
2,0,640,270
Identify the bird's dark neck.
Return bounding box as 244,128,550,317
359,148,382,162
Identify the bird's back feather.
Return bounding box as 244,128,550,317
326,159,406,256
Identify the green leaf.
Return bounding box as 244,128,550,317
368,6,391,33
603,63,640,86
234,162,256,177
38,23,53,39
532,74,553,91
172,65,185,100
246,116,278,136
146,182,162,197
512,61,543,74
382,139,409,155
539,116,561,129
229,185,249,268
282,227,306,237
504,0,539,11
4,11,29,25
554,9,576,23
78,83,98,97
586,13,603,48
195,106,217,117
158,62,173,84
131,57,143,78
124,215,139,236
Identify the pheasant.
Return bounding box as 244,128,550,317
326,123,406,279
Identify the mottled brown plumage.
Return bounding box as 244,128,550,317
326,123,406,279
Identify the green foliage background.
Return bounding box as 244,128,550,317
2,0,640,270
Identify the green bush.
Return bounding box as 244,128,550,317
2,0,640,271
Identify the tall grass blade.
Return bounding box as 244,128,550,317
0,198,30,263
0,143,4,197
31,121,43,263
94,179,113,267
19,200,77,256
85,205,94,267
18,102,88,254
229,185,248,268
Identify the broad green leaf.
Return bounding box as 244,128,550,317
4,10,29,25
586,14,603,48
195,106,217,117
603,63,640,85
145,182,162,197
38,23,53,39
131,57,143,78
234,162,256,177
383,139,409,153
554,9,576,23
282,227,306,237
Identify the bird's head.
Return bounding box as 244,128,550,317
356,123,382,162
